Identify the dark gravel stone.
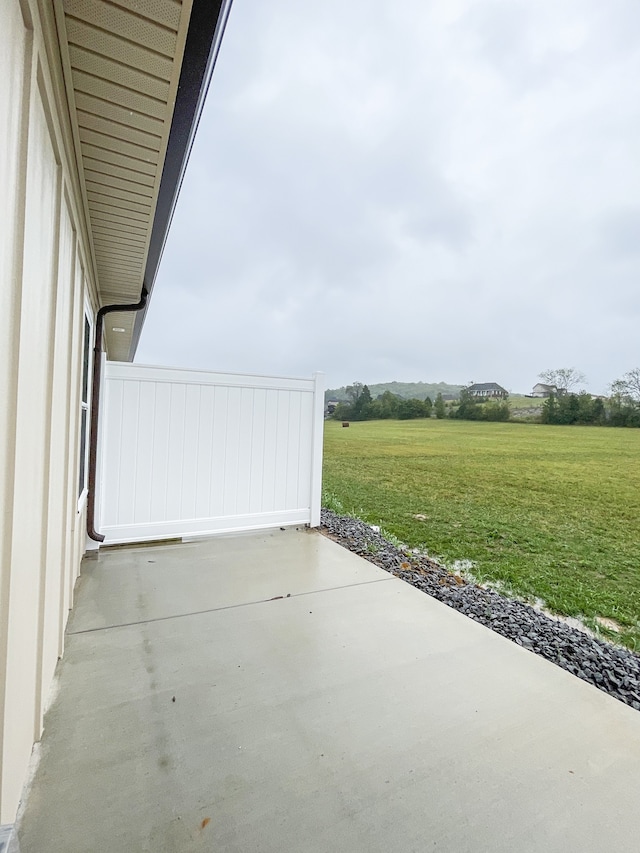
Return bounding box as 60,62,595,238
321,508,640,713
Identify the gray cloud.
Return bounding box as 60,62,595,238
137,0,640,395
600,207,640,258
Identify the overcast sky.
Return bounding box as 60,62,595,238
137,0,640,395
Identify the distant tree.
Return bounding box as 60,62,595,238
540,393,558,424
434,393,446,419
608,369,640,427
590,397,606,424
541,391,605,426
353,384,372,420
375,390,401,419
608,398,640,428
452,389,481,420
332,401,353,420
538,368,586,394
453,390,509,422
397,398,427,419
543,392,579,424
610,368,640,404
345,382,364,404
575,392,606,425
424,396,433,418
483,400,510,422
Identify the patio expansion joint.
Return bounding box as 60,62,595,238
67,576,395,635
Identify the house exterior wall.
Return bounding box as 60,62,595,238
0,0,97,824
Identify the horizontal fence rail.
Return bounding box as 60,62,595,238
99,363,324,544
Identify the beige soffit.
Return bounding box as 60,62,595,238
54,0,193,360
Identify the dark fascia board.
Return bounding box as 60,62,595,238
128,0,234,360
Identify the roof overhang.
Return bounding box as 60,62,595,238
54,0,232,360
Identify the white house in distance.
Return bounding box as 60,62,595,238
530,383,558,398
0,0,322,824
465,382,508,399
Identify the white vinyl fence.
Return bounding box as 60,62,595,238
98,363,324,544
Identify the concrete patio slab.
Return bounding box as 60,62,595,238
12,528,640,852
67,526,389,633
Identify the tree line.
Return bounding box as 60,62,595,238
332,384,440,421
325,380,463,404
538,367,640,427
451,390,510,422
541,391,640,426
330,368,640,428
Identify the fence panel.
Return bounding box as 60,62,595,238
99,363,324,544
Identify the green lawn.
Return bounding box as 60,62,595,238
322,419,640,649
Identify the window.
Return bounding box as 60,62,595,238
78,311,91,500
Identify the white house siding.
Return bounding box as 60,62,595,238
0,0,96,824
0,5,29,819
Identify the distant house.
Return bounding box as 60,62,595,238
465,383,508,399
326,401,339,415
530,383,558,398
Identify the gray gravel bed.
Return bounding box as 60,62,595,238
321,508,640,712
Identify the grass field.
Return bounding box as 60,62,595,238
322,419,640,650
